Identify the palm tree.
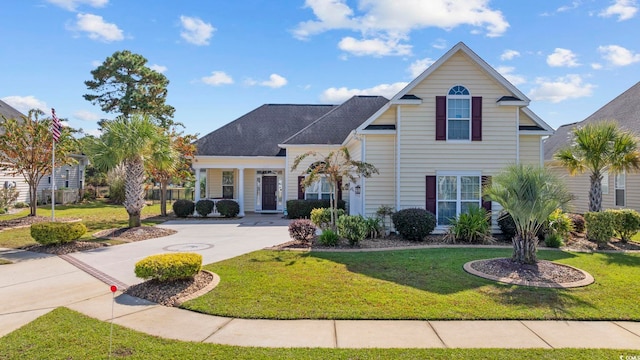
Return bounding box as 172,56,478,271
554,121,640,212
484,164,571,264
90,115,162,227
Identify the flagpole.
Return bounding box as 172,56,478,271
52,140,55,221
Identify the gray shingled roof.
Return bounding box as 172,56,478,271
0,100,25,120
282,96,389,145
544,81,640,160
195,104,337,156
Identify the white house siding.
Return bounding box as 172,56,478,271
0,172,29,203
397,51,520,209
370,107,396,126
519,135,542,166
519,110,537,126
206,169,223,198
363,134,396,217
243,168,255,212
285,145,341,202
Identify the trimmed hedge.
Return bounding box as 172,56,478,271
391,208,436,241
286,200,346,219
173,199,195,218
30,222,87,245
134,252,202,281
195,199,215,217
216,199,240,217
585,211,615,246
608,209,640,242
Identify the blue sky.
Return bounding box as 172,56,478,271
2,0,639,138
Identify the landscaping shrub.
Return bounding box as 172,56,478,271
195,199,215,217
608,209,640,242
0,187,19,211
172,199,195,218
216,199,240,217
364,217,382,239
547,209,574,239
544,232,564,248
391,208,436,241
318,229,340,246
585,211,615,247
13,201,28,209
288,219,316,243
444,206,492,244
30,222,87,245
134,252,202,282
310,207,345,229
285,199,346,219
567,213,585,233
337,215,368,246
497,211,517,240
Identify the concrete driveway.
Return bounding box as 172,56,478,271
67,214,291,286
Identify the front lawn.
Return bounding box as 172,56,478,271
0,201,165,249
183,248,640,320
0,307,628,359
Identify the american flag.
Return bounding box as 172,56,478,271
51,108,61,142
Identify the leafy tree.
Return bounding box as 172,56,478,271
484,164,571,264
147,128,197,216
84,50,176,127
0,109,78,216
554,121,640,212
88,115,162,227
291,147,378,230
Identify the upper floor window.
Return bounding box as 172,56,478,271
447,85,471,140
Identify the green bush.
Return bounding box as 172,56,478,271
310,207,345,229
567,213,585,233
286,200,346,219
608,209,640,242
134,253,202,282
13,201,28,209
216,199,240,217
108,178,125,204
444,206,492,244
364,217,382,239
547,209,574,239
544,232,564,248
585,211,615,246
195,199,215,217
288,219,317,243
30,222,87,245
318,229,340,246
337,215,368,246
172,199,195,218
497,211,517,240
391,208,436,241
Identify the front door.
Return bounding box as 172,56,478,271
262,176,277,211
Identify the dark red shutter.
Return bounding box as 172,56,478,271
481,176,492,212
472,96,482,141
337,179,342,201
435,96,446,141
297,176,305,200
426,176,436,214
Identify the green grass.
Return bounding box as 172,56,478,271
0,258,11,265
0,201,165,249
183,248,640,320
0,307,629,359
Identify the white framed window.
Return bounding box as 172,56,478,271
305,177,331,200
602,171,609,194
447,85,471,140
65,169,70,188
222,171,234,199
615,171,625,206
437,173,481,225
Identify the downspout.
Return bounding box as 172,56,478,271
361,135,366,216
396,105,401,211
515,107,520,164
539,137,544,168
284,147,288,214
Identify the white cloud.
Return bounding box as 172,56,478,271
46,0,108,11
320,82,408,103
599,0,638,21
432,38,447,49
294,0,509,56
495,66,526,85
338,36,411,56
73,110,100,121
260,74,288,88
1,95,47,114
500,49,520,61
598,44,640,66
91,60,102,67
73,13,124,42
528,74,595,103
591,63,603,70
408,57,435,78
547,48,580,67
149,64,167,73
201,71,234,86
557,1,581,12
180,16,215,46
83,128,103,137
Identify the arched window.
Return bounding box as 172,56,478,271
447,85,471,140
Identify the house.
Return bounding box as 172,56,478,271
544,81,640,214
194,42,553,230
0,99,87,205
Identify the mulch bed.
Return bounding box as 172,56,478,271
468,258,588,285
125,271,215,306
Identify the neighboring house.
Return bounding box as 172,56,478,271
544,81,640,214
0,99,87,205
194,42,553,230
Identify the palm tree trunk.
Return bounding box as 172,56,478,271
160,179,168,216
512,232,538,264
589,172,603,212
123,158,146,228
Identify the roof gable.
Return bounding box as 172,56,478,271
0,100,25,120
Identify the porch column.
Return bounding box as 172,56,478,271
194,168,201,201
238,168,245,216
